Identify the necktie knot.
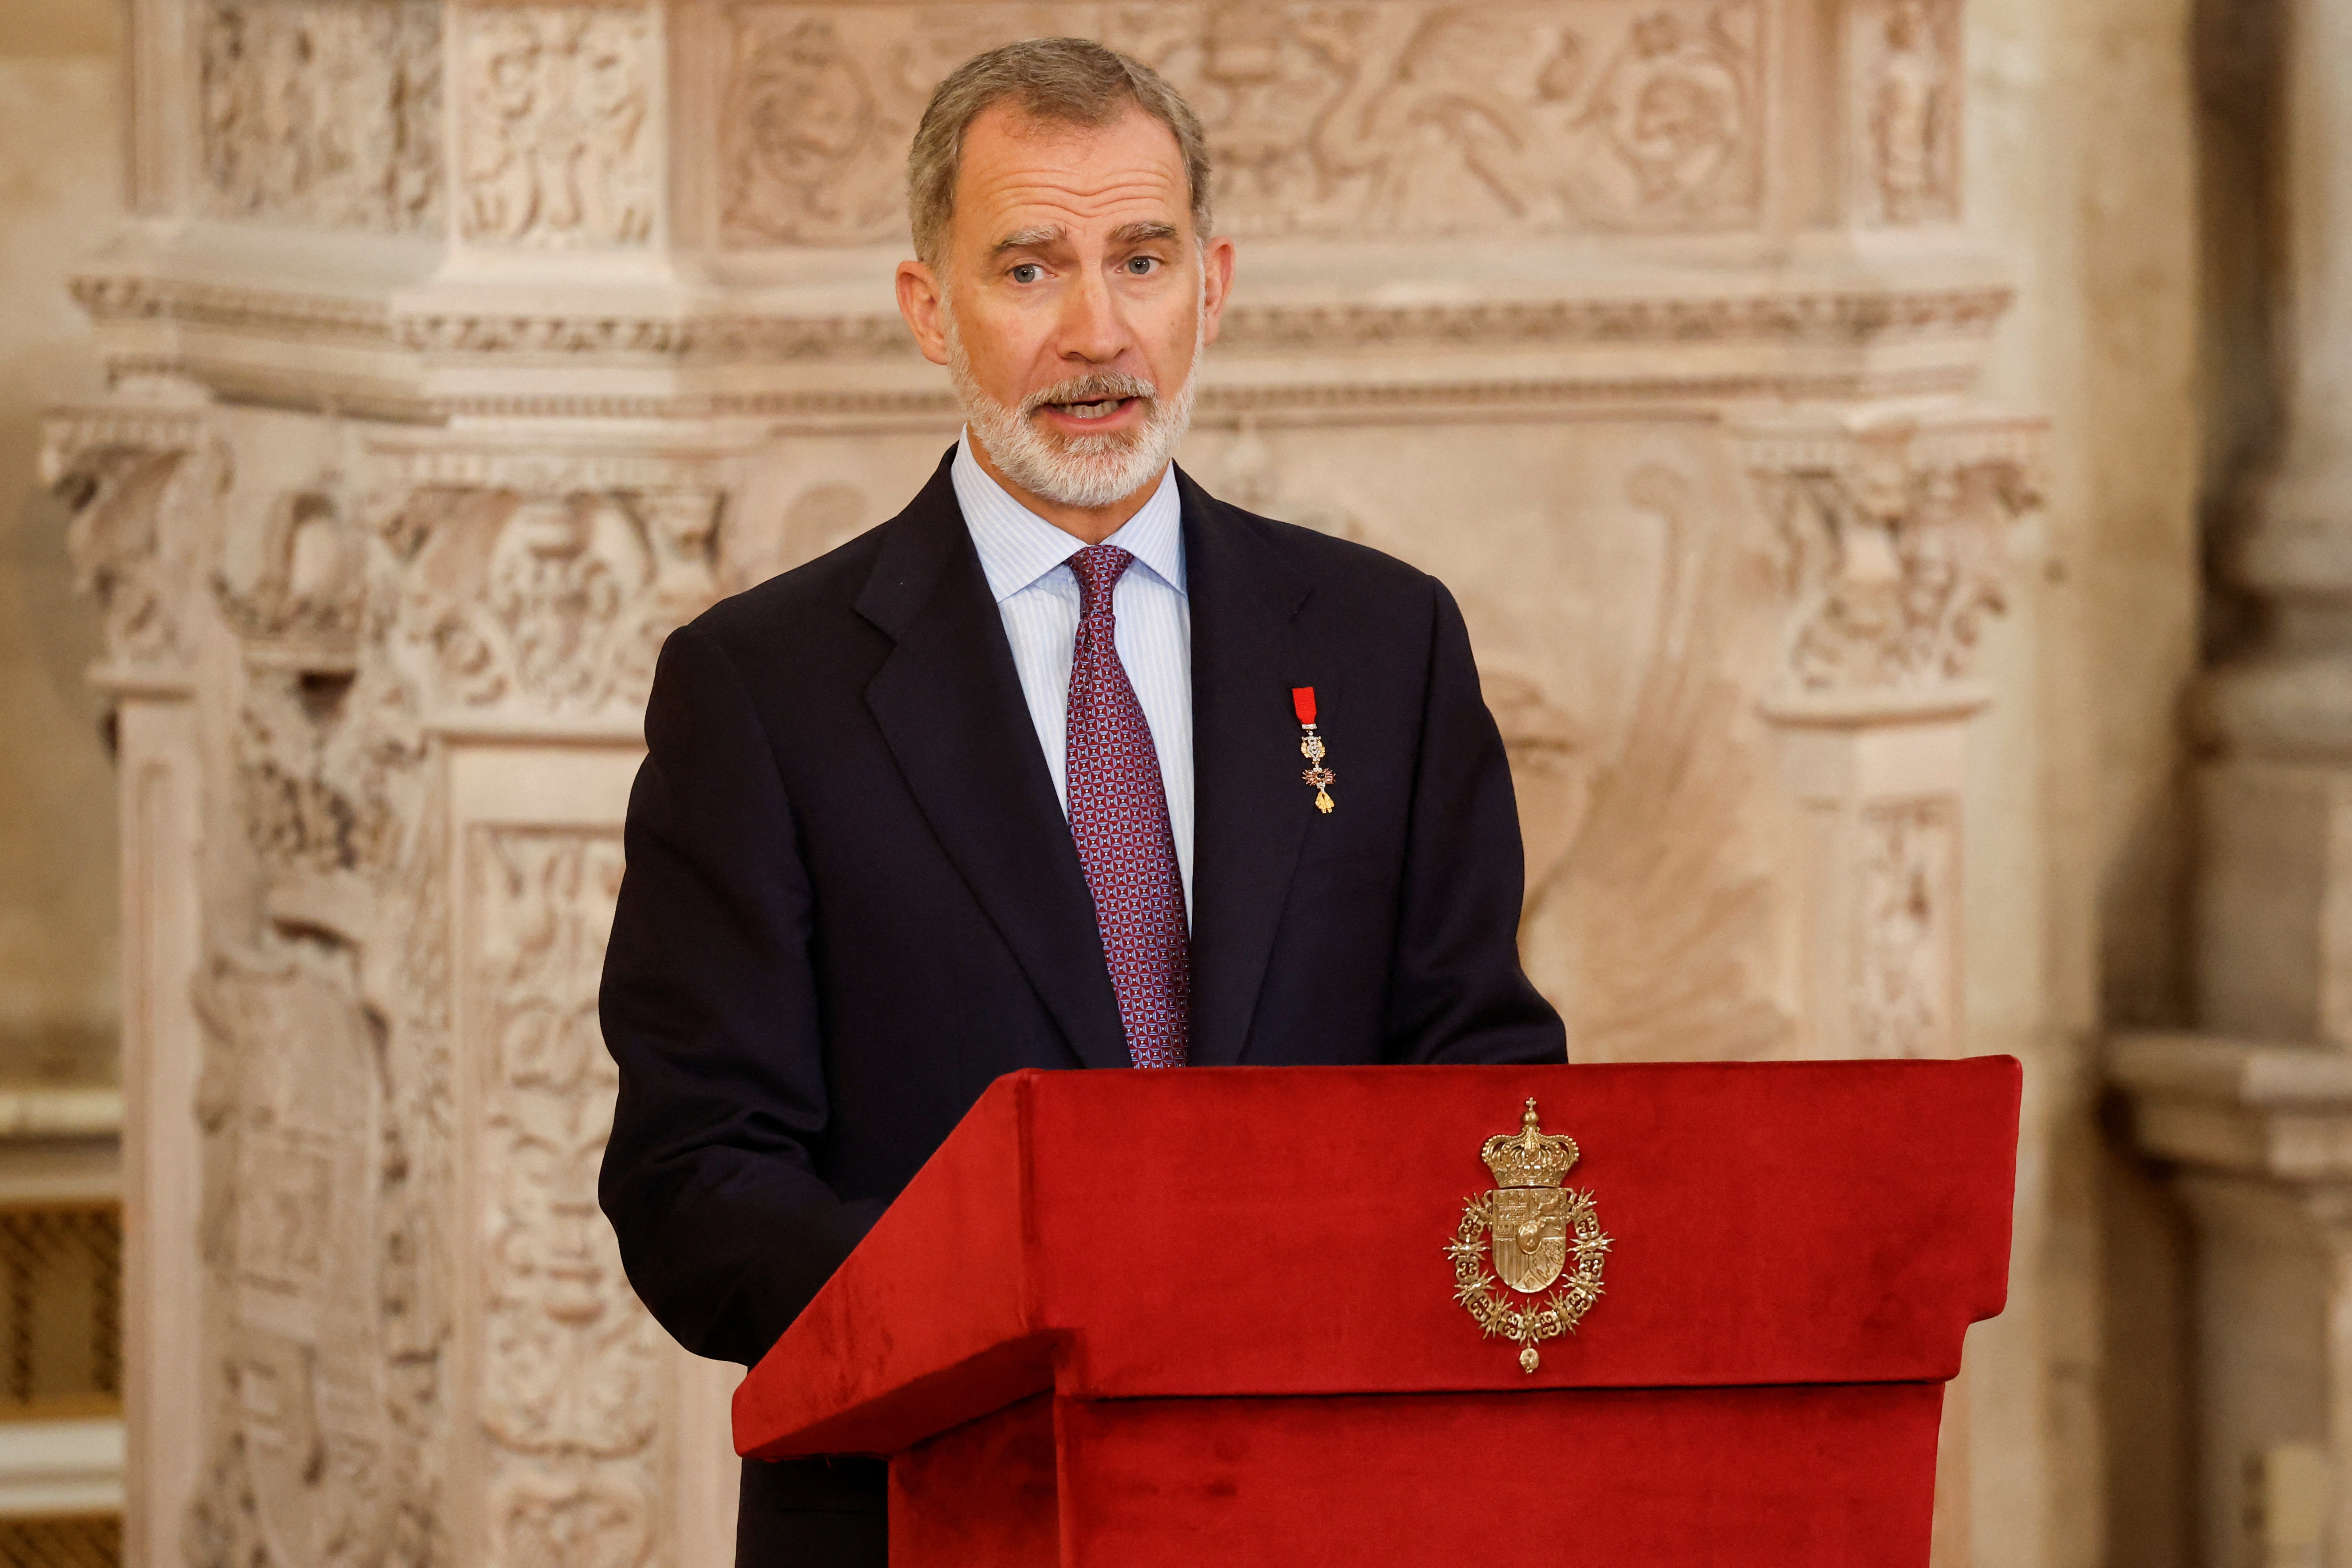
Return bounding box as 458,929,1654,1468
1069,544,1134,622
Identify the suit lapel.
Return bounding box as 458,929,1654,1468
1181,470,1317,1067
857,454,1130,1071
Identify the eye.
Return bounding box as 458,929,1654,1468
1124,255,1159,276
1009,263,1043,284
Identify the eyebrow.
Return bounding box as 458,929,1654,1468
988,220,1181,257
1111,221,1180,245
991,225,1064,256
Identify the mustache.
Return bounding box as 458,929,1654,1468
1019,372,1158,419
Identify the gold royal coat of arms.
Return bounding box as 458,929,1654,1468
1446,1100,1612,1372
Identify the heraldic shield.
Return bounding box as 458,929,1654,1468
1489,1187,1571,1292
1447,1098,1611,1371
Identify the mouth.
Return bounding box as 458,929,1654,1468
1036,393,1144,425
1024,380,1155,435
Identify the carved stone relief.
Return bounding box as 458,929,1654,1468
216,487,367,657
188,461,451,1568
1852,0,1959,226
1745,421,2040,696
379,485,722,720
721,1,1763,246
1513,462,1790,1062
43,410,226,676
188,946,409,1568
199,0,445,233
459,8,659,248
1854,795,1957,1057
470,828,660,1568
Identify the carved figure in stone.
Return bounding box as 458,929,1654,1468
1568,8,1751,223
199,1,444,233
1313,8,1551,227
1865,0,1953,224
461,9,656,247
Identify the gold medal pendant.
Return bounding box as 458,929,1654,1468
1291,687,1335,813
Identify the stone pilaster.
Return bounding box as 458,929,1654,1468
1740,407,2041,1060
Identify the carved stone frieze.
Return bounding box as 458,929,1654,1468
1743,416,2041,697
199,0,445,233
458,8,658,249
470,829,660,1568
41,407,225,676
374,465,723,723
721,0,1764,246
1852,0,1960,226
59,273,1996,359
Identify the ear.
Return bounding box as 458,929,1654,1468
1198,236,1238,347
896,259,951,367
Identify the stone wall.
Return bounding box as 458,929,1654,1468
0,0,124,1086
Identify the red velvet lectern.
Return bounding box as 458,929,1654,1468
734,1060,2020,1566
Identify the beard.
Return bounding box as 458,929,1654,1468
944,292,1203,510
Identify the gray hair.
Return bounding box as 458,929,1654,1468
907,38,1214,268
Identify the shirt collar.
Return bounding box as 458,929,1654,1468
953,430,1186,604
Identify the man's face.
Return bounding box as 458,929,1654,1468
896,101,1236,519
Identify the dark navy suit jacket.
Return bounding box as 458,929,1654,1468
596,450,1566,1563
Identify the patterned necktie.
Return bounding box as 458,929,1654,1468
1064,545,1190,1068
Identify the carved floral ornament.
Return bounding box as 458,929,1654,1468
722,0,1764,246
472,827,662,1568
371,471,725,721
1741,417,2043,699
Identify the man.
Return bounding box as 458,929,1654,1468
598,36,1565,1566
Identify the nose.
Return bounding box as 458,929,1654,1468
1057,263,1130,366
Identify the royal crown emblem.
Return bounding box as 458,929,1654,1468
1445,1099,1611,1372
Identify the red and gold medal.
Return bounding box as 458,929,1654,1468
1292,686,1335,814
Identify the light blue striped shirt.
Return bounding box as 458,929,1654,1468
951,433,1194,912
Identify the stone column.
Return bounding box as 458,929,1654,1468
2200,0,2352,1041
41,399,220,1568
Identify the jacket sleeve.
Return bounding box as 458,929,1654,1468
1378,579,1570,1066
598,623,885,1367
